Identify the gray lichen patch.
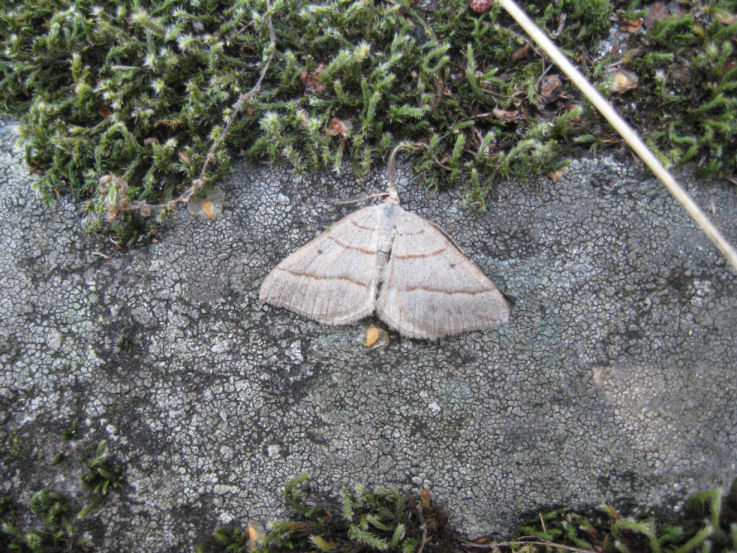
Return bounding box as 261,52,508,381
1,117,736,551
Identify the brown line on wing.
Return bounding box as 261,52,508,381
276,267,370,288
404,284,492,296
392,247,446,260
327,236,377,255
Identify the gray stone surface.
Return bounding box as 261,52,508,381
1,116,736,551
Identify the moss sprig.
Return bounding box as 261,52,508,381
0,437,125,553
619,3,737,178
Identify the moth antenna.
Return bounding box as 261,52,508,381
386,142,426,205
336,141,421,207
385,144,406,205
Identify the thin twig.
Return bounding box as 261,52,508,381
415,504,431,553
534,62,554,94
332,192,389,205
125,0,277,215
496,0,737,273
462,539,594,553
432,154,453,171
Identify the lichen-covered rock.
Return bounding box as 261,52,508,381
1,117,736,551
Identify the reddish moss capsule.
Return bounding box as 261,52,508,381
470,0,492,13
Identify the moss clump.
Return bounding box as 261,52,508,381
199,476,737,553
505,481,737,553
1,490,90,553
0,438,125,553
198,474,457,553
1,0,273,241
616,2,737,178
0,0,612,238
79,441,125,498
0,0,735,239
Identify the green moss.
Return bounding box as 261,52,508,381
0,0,613,236
197,474,456,553
3,466,737,552
199,476,737,553
79,441,125,498
1,489,91,553
0,0,735,238
622,3,737,178
0,437,125,553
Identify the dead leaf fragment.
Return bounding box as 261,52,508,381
201,199,215,219
300,64,326,94
620,19,643,33
612,69,639,94
539,74,563,101
469,0,492,13
492,107,520,121
324,117,353,137
511,43,531,62
188,189,225,220
365,326,389,347
419,488,431,508
247,522,265,552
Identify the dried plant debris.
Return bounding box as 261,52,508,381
188,189,225,220
0,0,735,239
365,325,390,347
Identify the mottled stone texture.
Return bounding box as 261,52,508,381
1,117,736,551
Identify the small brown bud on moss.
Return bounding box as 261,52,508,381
469,0,492,14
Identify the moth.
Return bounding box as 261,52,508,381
259,190,509,340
